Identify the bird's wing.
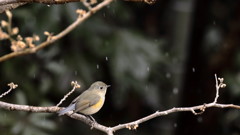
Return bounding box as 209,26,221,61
74,94,101,113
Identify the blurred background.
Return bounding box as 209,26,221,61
0,0,240,135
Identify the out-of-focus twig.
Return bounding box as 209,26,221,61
0,0,113,62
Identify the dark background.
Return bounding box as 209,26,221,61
0,0,240,135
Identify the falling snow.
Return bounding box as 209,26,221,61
197,116,203,123
145,85,149,90
166,73,171,78
147,67,150,72
173,88,179,94
192,67,195,72
96,64,99,69
75,70,78,75
165,52,169,57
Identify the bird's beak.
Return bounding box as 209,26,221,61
107,85,111,88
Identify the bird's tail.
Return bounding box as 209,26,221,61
58,104,75,116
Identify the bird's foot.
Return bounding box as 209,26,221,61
88,115,98,129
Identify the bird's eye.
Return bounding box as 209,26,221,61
99,86,103,90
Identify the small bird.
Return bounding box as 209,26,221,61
58,81,110,120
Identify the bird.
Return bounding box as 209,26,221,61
58,81,110,121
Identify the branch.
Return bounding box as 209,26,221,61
0,0,156,6
0,0,113,62
0,0,80,5
0,2,26,13
0,0,157,60
0,82,18,98
109,103,240,132
0,0,155,14
0,74,238,135
213,74,226,103
0,99,239,135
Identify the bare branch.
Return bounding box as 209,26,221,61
0,75,238,135
56,81,80,107
0,0,156,6
0,3,26,13
0,100,59,112
108,103,240,132
0,0,155,13
0,0,79,6
0,100,239,135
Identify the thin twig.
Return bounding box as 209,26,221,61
213,74,226,103
56,81,80,107
82,0,92,11
213,74,219,103
213,74,220,103
0,82,18,98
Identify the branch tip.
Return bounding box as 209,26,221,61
8,82,18,89
71,81,81,88
220,83,226,88
76,9,87,17
126,123,139,130
144,0,156,4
